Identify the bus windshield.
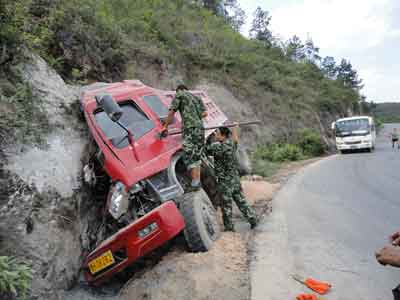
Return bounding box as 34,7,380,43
335,119,370,137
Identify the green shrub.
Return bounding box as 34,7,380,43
0,256,32,300
0,0,30,63
252,128,324,177
273,143,304,161
296,129,324,156
253,143,304,163
252,159,281,178
0,82,49,145
253,144,275,161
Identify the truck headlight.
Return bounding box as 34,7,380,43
108,181,129,220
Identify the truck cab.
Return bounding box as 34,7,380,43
80,80,227,284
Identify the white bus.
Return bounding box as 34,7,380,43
331,116,376,153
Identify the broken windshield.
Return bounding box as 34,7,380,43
94,101,155,148
335,119,370,137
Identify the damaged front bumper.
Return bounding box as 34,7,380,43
83,200,185,285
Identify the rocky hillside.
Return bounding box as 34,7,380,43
0,55,92,300
1,0,363,148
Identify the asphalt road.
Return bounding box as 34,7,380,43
251,124,400,300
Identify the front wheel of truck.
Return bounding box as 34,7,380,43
179,188,221,252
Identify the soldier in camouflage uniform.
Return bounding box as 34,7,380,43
162,82,208,189
206,125,258,231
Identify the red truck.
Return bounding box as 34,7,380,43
80,80,228,285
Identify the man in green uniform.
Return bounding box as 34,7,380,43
206,124,258,231
162,82,208,189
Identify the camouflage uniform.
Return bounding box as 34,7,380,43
206,138,257,231
170,90,206,169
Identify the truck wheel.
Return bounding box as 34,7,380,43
179,188,221,252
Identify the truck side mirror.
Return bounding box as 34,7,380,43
95,94,123,122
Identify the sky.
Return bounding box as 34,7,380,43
238,0,400,102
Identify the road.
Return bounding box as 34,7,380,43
251,124,400,300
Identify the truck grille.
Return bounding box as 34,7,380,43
345,141,361,145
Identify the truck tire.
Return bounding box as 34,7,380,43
179,188,221,252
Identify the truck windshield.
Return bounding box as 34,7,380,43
94,101,155,148
142,95,169,120
335,119,370,137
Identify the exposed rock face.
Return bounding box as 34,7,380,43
0,54,92,300
6,54,84,197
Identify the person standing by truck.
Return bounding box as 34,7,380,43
206,124,258,231
162,82,207,189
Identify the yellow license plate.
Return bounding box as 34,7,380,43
88,250,115,275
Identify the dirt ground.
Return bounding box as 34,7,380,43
117,160,318,300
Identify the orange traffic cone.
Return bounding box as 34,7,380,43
293,274,332,295
304,277,332,295
296,294,318,300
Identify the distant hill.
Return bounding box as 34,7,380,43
371,102,400,123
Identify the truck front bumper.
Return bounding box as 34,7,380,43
83,200,185,285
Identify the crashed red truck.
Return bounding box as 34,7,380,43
80,80,239,285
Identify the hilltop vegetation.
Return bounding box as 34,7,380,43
1,0,364,145
368,102,400,123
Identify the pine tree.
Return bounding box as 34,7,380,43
336,59,363,90
304,38,321,63
195,0,245,31
249,6,273,45
286,35,305,61
224,0,246,32
195,0,224,15
321,56,337,79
